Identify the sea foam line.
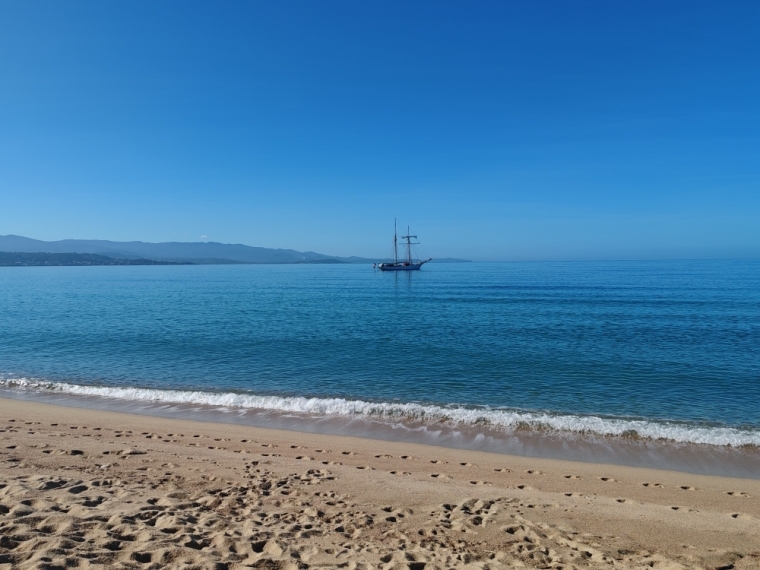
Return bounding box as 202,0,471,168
1,377,758,448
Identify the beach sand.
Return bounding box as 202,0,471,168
1,398,759,569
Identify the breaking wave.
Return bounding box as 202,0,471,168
2,377,759,448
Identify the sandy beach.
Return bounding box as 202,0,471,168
1,398,759,570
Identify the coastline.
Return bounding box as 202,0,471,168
2,397,759,569
2,382,759,480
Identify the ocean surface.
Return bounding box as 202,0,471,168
1,261,759,477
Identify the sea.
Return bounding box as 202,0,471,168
1,260,759,478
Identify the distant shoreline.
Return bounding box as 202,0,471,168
0,252,187,267
0,252,351,266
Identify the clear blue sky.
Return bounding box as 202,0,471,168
1,1,758,260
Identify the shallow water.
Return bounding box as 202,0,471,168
1,261,759,476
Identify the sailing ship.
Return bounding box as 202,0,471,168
373,220,432,271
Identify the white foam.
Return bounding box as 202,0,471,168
2,377,758,447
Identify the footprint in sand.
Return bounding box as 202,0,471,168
380,506,412,523
564,474,582,479
516,484,533,490
470,480,490,486
431,473,452,481
315,449,330,453
115,449,146,456
526,470,545,475
731,513,753,520
680,485,698,491
374,454,392,459
460,462,476,467
430,460,447,464
494,468,511,473
727,491,750,497
37,479,68,490
642,482,664,488
599,477,618,482
341,451,359,456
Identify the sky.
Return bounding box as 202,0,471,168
1,1,759,261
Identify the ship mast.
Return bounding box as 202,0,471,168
407,226,411,264
393,219,398,264
401,225,418,265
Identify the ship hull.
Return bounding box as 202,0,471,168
377,263,424,271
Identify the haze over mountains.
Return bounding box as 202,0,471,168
0,235,468,265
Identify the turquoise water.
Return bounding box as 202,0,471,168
1,261,759,472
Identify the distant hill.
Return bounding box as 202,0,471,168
0,235,470,265
0,252,184,266
0,235,346,264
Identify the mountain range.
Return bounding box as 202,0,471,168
0,235,469,265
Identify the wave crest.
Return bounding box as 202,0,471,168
1,377,758,448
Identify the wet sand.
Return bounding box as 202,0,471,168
1,398,759,569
